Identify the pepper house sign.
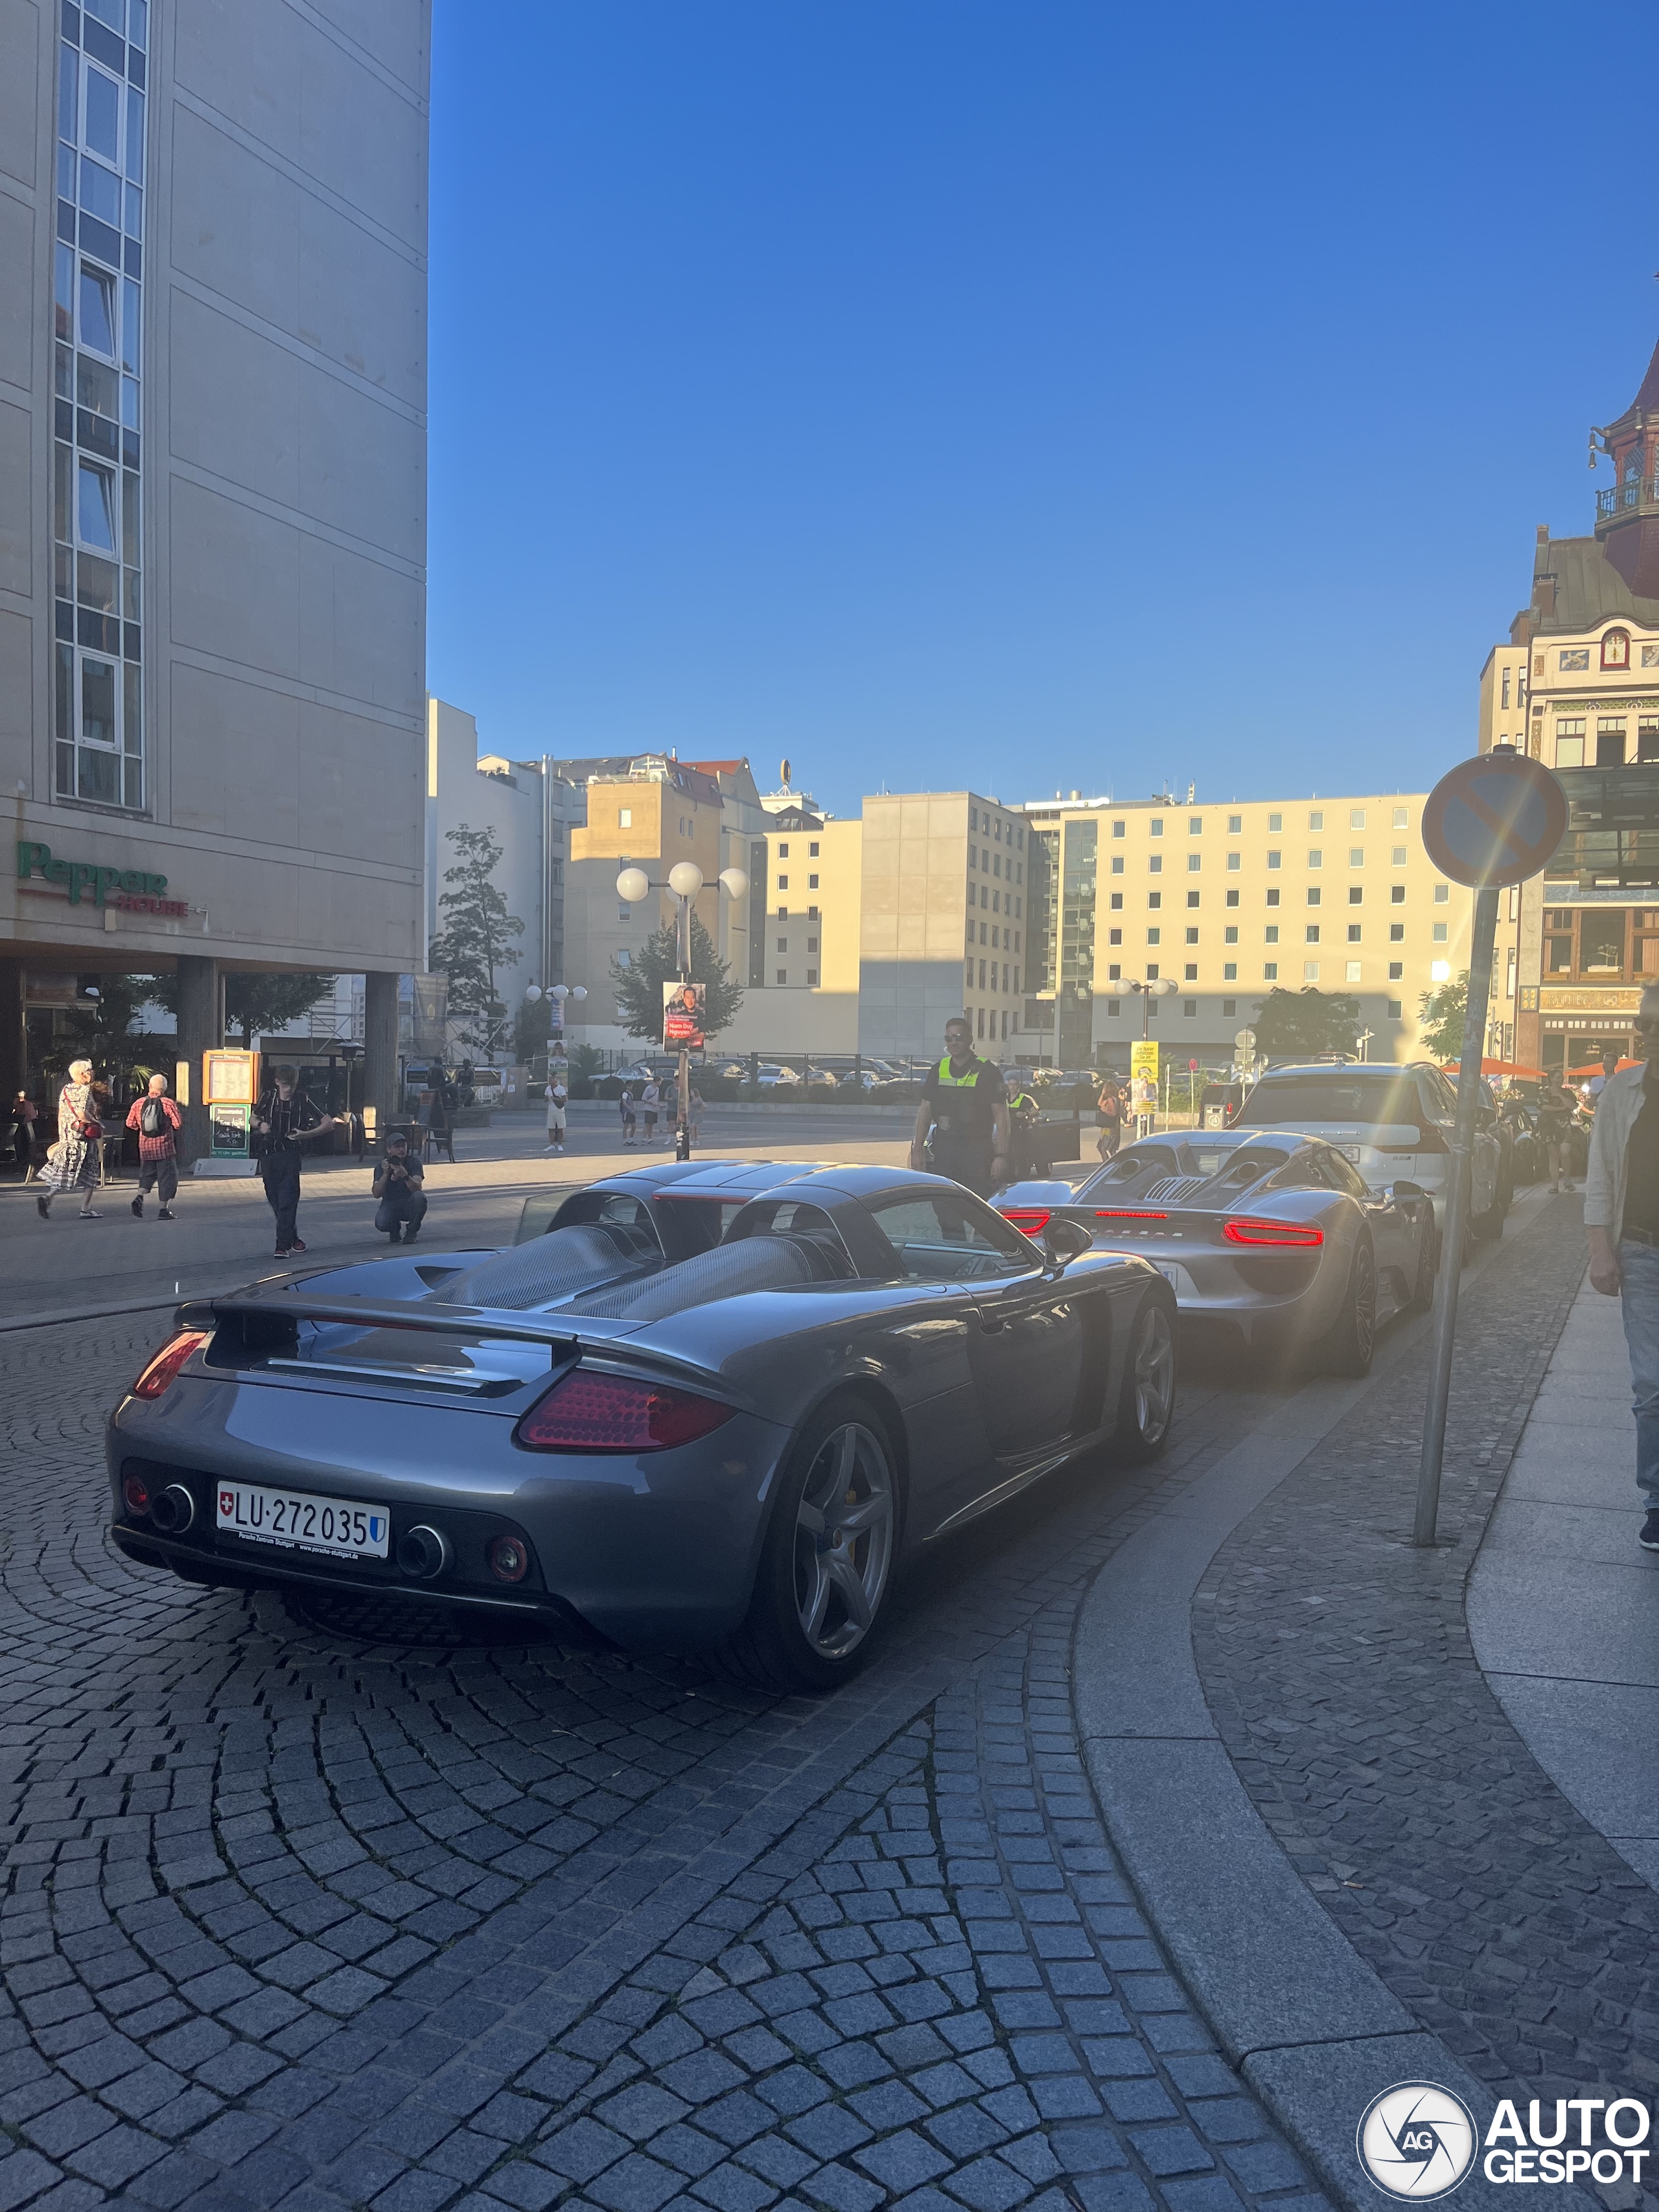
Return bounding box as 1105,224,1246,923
16,841,188,917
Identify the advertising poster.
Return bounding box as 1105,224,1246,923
663,980,706,1049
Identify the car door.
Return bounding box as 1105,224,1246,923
865,1191,1084,1465
1314,1144,1411,1288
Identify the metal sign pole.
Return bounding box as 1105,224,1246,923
675,892,692,1161
1413,882,1500,1546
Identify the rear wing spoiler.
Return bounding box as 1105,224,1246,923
176,1293,579,1349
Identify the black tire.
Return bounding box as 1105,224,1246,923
1470,1182,1505,1242
1317,1234,1377,1377
715,1392,901,1694
1115,1294,1178,1462
1406,1214,1437,1312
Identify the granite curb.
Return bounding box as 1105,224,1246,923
1070,1192,1594,2212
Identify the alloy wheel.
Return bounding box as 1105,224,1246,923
1133,1305,1176,1444
1352,1239,1377,1365
791,1422,895,1661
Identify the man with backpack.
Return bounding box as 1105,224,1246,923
126,1073,183,1220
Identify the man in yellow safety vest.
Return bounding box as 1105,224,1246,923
910,1016,1011,1196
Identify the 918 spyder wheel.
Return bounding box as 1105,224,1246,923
1115,1297,1177,1462
1318,1234,1376,1377
716,1393,899,1694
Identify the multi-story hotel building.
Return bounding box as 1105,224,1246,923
1,1,430,1150
1481,338,1659,1080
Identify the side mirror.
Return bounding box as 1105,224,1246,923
1390,1179,1424,1201
1043,1218,1093,1264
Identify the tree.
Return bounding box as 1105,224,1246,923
428,824,524,1055
1251,986,1362,1061
1418,971,1468,1064
145,972,336,1047
54,974,161,1069
610,913,744,1042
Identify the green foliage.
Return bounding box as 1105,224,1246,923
1251,986,1362,1061
1418,971,1468,1064
427,824,524,1054
566,1042,605,1081
145,970,336,1047
609,913,744,1042
52,974,161,1073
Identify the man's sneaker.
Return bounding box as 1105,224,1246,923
275,1244,292,1257
388,1226,402,1243
288,1239,307,1254
403,1229,419,1244
1642,1511,1659,1553
157,1207,174,1220
130,1196,143,1218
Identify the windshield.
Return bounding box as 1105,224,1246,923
1236,1073,1420,1129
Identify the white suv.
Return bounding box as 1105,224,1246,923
1233,1060,1505,1244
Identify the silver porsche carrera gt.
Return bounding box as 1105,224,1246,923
993,1126,1437,1375
108,1160,1178,1691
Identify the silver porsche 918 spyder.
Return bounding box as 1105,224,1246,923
108,1160,1178,1692
993,1126,1437,1375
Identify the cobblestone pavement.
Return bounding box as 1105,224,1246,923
0,1313,1330,2212
1193,1195,1659,2150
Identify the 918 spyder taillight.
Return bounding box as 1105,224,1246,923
132,1330,211,1400
1001,1207,1051,1235
515,1370,736,1454
1222,1218,1323,1248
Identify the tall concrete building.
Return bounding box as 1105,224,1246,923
1,0,430,1150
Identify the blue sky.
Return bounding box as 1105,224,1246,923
426,1,1659,818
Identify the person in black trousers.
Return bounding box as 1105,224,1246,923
372,1132,427,1244
253,1065,334,1256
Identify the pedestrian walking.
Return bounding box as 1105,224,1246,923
372,1131,427,1244
126,1074,182,1219
910,1016,1010,1198
618,1085,638,1146
640,1078,660,1145
1096,1075,1125,1161
684,1082,702,1145
34,1059,104,1220
253,1064,334,1257
1586,983,1659,1550
1538,1075,1575,1193
544,1071,568,1156
11,1089,40,1178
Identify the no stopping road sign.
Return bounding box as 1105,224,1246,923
1421,749,1567,890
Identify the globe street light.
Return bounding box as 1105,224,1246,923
614,860,749,1159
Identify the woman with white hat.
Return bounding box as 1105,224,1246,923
35,1059,104,1220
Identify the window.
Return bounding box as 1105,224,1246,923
1387,999,1402,1018
1111,856,1124,875
1559,649,1590,671
1266,850,1281,870
1147,928,1161,946
1264,925,1279,944
1109,892,1123,911
1502,671,1511,709
1433,882,1448,903
1148,892,1161,910
1391,885,1406,905
1431,960,1450,982
1225,889,1239,908
970,808,979,832
1391,845,1407,865
1186,891,1200,909
776,874,788,889
1308,811,1323,831
1306,887,1321,907
1348,885,1362,905
1347,924,1361,943
806,969,818,986
1305,926,1320,943
1107,998,1120,1014
1108,928,1122,946
1345,961,1361,982
776,936,787,952
1432,922,1448,943
616,949,631,968
1112,820,1124,837
1392,808,1408,829
1304,962,1319,981
1183,996,1196,1011
1187,853,1201,872
1150,819,1163,837
807,873,818,889
1640,719,1659,763
1308,848,1323,868
1224,926,1238,944
1108,969,1120,984
1223,964,1236,981
1597,719,1627,767
1222,999,1236,1015
1149,854,1163,874
1554,716,1585,768
1228,815,1241,833
1264,962,1278,980
808,841,819,856
778,841,789,857
1350,809,1365,830
1388,962,1402,980
1603,629,1631,670
1268,813,1282,832
1227,852,1240,870
618,807,632,828
1185,927,1198,944
1266,888,1280,907
776,904,787,918
776,968,787,984
1349,848,1363,867
1389,922,1404,942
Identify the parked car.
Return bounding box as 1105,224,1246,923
753,1064,802,1088
107,1160,1178,1693
993,1126,1436,1375
1231,1061,1504,1250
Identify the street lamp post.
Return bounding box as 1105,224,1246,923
1126,977,1178,1133
616,862,749,1159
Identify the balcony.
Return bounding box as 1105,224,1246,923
1596,477,1659,522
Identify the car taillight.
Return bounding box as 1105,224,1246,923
487,1534,529,1582
1222,1218,1324,1247
515,1370,737,1453
131,1330,211,1400
1002,1207,1052,1235
1093,1209,1169,1220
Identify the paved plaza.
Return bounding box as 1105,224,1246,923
0,1122,1649,2212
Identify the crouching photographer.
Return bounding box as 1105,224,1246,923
373,1131,427,1245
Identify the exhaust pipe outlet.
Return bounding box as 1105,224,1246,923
397,1524,451,1580
150,1485,196,1534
